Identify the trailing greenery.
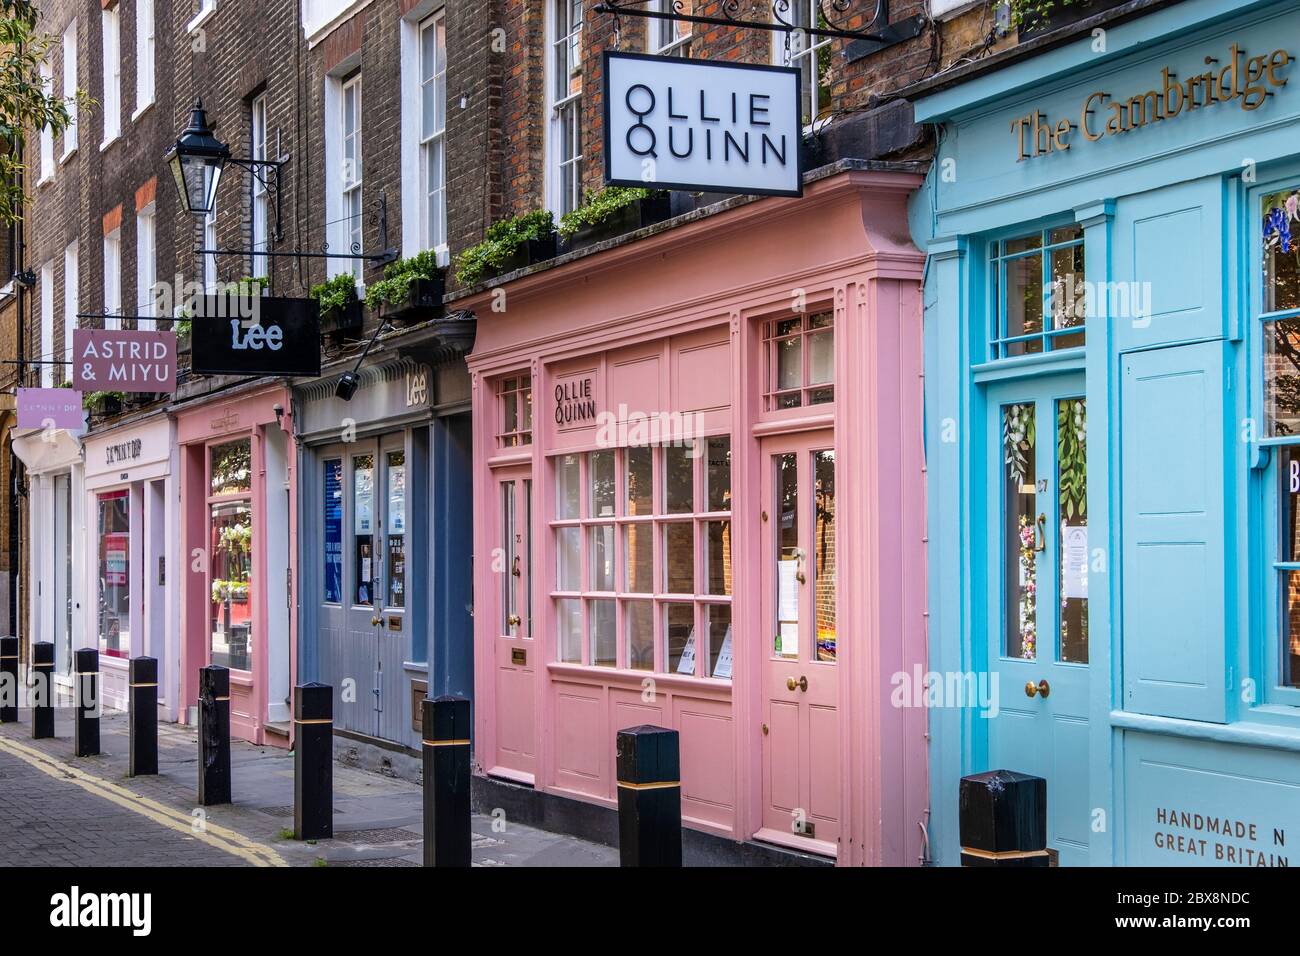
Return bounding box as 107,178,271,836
84,390,126,411
364,249,443,310
1057,398,1087,521
1009,0,1084,29
454,210,555,286
310,272,360,314
557,186,663,239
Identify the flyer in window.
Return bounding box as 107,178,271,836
778,558,800,622
676,629,696,675
712,628,733,679
1061,525,1088,600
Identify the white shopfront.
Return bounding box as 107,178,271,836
82,415,179,717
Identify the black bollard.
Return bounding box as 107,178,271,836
129,657,158,776
197,665,231,806
31,642,55,739
294,682,333,840
73,648,100,757
959,769,1049,866
421,695,471,867
616,725,682,867
0,636,17,723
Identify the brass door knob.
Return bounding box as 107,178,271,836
370,616,380,626
1024,679,1051,698
786,675,808,692
507,614,522,627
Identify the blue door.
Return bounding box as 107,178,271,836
983,374,1091,865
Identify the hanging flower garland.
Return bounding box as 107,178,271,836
1005,404,1037,659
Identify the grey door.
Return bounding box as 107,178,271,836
374,439,408,743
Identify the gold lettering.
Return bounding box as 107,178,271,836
1080,91,1106,141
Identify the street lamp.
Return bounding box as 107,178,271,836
164,100,230,217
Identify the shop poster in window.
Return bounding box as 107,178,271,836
713,627,733,679
388,464,406,534
1061,525,1088,600
676,628,697,675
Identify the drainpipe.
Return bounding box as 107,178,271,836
9,122,27,645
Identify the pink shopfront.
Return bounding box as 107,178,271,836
460,168,930,865
174,383,297,747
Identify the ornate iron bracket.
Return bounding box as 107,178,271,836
197,190,398,265
594,0,924,54
226,156,285,243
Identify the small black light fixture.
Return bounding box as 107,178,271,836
164,100,231,217
334,320,393,402
272,402,284,425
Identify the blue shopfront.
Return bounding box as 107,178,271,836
910,0,1300,866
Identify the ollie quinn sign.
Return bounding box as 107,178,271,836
603,51,803,197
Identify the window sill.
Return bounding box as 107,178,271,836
36,173,54,188
131,100,154,123
99,134,120,153
548,661,733,695
971,346,1086,384
59,145,77,166
1111,709,1300,754
186,4,217,34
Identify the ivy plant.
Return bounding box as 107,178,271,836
557,186,663,239
364,249,444,310
310,272,360,315
83,390,126,410
454,210,555,287
1009,0,1085,29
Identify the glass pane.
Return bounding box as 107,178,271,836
503,386,519,436
556,453,581,518
705,520,731,596
1263,186,1300,314
1048,224,1083,245
626,601,654,671
624,523,652,593
1283,571,1300,687
626,446,653,516
210,501,253,671
210,439,252,495
664,522,694,594
590,599,616,667
1004,254,1044,343
1003,403,1037,659
387,451,406,609
777,335,802,391
556,526,580,591
665,444,693,513
1281,446,1300,563
502,482,517,630
557,598,582,662
97,491,131,659
1048,242,1085,332
324,459,343,603
706,436,731,512
774,452,799,658
590,450,615,518
665,604,695,675
706,604,733,679
1004,233,1041,255
1056,399,1088,664
808,329,834,385
813,450,836,663
1265,318,1300,437
353,455,374,606
590,524,614,591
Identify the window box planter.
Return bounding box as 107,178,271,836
564,193,675,253
377,274,447,324
486,232,559,280
320,300,365,338
1017,0,1127,39
87,394,124,418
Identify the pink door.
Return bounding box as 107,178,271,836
758,431,840,856
491,468,537,782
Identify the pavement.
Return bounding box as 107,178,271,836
0,708,618,868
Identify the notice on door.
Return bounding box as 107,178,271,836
1061,525,1088,600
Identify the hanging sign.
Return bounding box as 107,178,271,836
190,295,322,377
603,51,803,197
73,329,176,392
17,388,84,429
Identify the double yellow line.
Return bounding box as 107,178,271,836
0,734,286,867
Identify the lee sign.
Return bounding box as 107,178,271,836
603,51,803,197
73,329,176,393
190,295,322,377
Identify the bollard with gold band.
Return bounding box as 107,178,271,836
959,769,1050,867
31,642,55,739
421,694,471,867
294,682,333,840
129,657,158,776
74,648,100,757
198,664,232,806
0,636,18,723
616,724,683,867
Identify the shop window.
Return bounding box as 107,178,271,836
498,375,533,447
549,436,733,677
386,451,406,609
353,454,375,606
1261,183,1300,691
989,225,1086,359
323,458,343,603
765,310,834,411
97,490,131,660
208,437,253,671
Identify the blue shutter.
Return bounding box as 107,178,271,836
1120,340,1228,723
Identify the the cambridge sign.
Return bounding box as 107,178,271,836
603,51,803,197
73,329,177,393
190,295,322,377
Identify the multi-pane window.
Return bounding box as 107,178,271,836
550,0,583,216
1261,183,1300,690
323,458,343,604
990,225,1086,358
97,490,131,659
250,93,269,278
203,203,218,291
765,309,834,410
39,59,54,181
342,72,363,281
420,14,447,251
136,205,156,330
498,375,533,447
62,242,77,384
135,0,154,114
103,229,121,330
209,439,254,672
101,5,120,143
40,262,54,386
647,0,691,55
551,438,733,679
776,1,831,128
61,20,77,157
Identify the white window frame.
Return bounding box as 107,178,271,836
136,205,156,330
419,12,447,255
101,5,121,147
63,242,78,384
772,0,832,131
546,0,583,218
204,204,218,292
40,262,55,387
103,230,122,330
134,0,155,118
187,0,217,35
250,93,269,278
341,72,363,282
38,59,54,183
646,0,691,56
61,21,78,159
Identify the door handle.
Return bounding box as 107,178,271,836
1034,513,1046,552
507,614,522,628
786,675,808,692
1024,679,1051,698
370,616,380,626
